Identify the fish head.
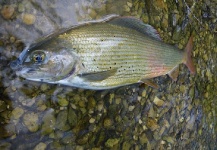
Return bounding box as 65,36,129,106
14,48,79,82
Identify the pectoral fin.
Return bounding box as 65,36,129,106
78,69,117,82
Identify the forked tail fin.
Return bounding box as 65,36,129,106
184,36,196,74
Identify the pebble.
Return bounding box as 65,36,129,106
1,5,15,19
153,96,165,107
57,97,69,107
139,133,148,144
68,108,77,127
23,112,39,132
11,107,24,120
9,36,16,43
89,118,95,123
40,83,49,92
18,3,25,12
33,142,46,150
55,110,69,131
141,90,146,97
22,13,36,25
105,138,120,148
128,105,135,111
41,109,56,135
146,118,159,131
103,118,113,128
0,100,7,112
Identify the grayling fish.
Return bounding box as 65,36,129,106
11,17,195,90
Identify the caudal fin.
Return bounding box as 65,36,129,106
184,36,196,74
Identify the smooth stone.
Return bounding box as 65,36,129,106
1,5,14,19
41,109,56,135
33,142,47,150
22,13,36,25
11,107,24,120
105,138,120,148
23,112,39,132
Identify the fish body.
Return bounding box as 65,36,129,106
12,17,195,90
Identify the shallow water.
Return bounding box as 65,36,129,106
0,0,216,149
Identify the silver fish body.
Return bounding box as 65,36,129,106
13,17,195,89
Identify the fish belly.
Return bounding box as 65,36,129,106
59,23,184,88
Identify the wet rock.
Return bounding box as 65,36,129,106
61,131,75,144
41,109,56,135
9,36,16,43
0,123,16,138
103,117,113,128
11,107,24,120
0,100,7,112
87,96,96,109
76,132,90,145
22,13,36,25
88,8,97,19
147,105,156,118
33,142,47,150
48,141,63,150
68,108,77,127
55,110,70,131
105,138,120,148
122,141,131,150
89,118,95,123
18,3,25,12
40,84,49,92
139,133,148,144
57,97,69,107
0,141,11,150
146,118,159,131
172,26,181,41
162,136,174,144
23,112,39,132
1,5,15,20
153,96,165,107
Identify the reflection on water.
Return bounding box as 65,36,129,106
0,0,216,149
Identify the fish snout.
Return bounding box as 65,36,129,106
10,59,22,70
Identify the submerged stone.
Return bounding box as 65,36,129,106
23,112,39,132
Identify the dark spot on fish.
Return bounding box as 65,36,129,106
93,59,96,61
114,35,116,37
114,63,116,65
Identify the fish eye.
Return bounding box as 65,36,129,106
31,51,46,63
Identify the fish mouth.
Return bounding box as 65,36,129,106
10,59,22,70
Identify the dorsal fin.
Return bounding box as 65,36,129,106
108,17,161,41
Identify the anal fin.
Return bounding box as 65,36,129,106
168,65,179,81
139,79,159,89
